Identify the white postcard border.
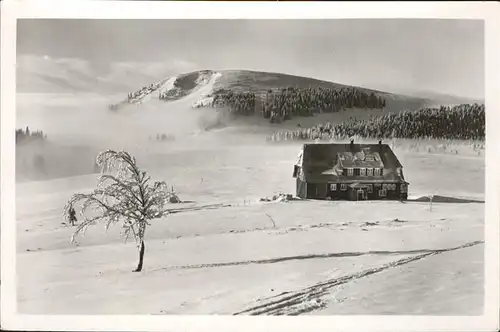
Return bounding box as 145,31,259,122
1,1,499,331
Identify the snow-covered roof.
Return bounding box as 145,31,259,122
337,151,384,168
299,142,405,183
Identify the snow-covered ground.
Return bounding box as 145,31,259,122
17,190,485,315
15,81,485,315
16,141,485,315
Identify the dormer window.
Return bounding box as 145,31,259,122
367,168,373,176
359,168,366,176
374,168,382,176
347,168,354,176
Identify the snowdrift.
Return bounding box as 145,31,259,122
410,195,485,204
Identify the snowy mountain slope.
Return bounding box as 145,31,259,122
111,69,462,114
17,54,473,111
116,70,223,108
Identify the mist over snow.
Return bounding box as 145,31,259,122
17,92,215,149
15,68,248,169
15,55,237,158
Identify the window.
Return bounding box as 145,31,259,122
354,168,360,176
379,189,387,197
382,184,388,190
400,184,407,193
347,168,353,176
374,168,381,176
340,184,347,191
330,183,337,191
367,168,373,176
367,184,373,193
360,168,366,176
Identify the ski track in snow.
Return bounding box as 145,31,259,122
232,240,484,316
157,241,484,272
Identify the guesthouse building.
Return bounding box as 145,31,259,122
293,141,409,201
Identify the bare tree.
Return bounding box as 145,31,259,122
63,150,174,272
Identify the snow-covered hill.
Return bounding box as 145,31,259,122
110,68,483,117
112,69,434,112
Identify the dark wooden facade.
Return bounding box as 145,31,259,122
297,179,409,201
293,142,409,201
